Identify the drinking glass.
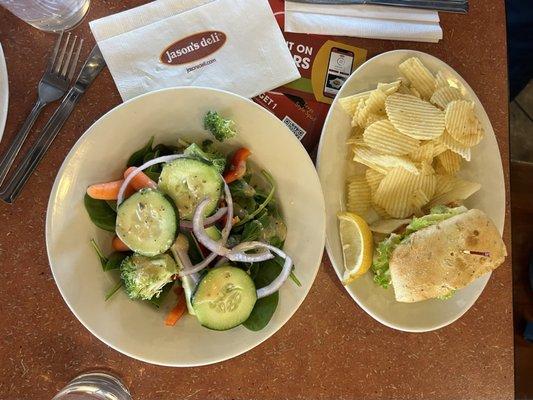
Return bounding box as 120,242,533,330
0,0,90,32
52,372,132,400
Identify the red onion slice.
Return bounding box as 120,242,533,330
220,182,234,242
227,241,275,263
228,241,293,299
180,207,227,230
192,193,274,263
181,182,235,277
117,154,187,205
170,235,200,284
193,198,232,256
179,252,217,277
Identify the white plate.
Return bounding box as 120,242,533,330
0,43,8,142
46,87,326,366
317,50,505,332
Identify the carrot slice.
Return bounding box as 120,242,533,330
112,235,130,252
165,289,187,326
224,147,251,183
124,167,157,190
87,179,134,200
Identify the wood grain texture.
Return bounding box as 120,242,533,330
0,1,512,399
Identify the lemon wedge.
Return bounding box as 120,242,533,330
337,212,374,285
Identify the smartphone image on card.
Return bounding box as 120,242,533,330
323,47,355,99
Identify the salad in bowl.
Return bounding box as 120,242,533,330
85,111,297,332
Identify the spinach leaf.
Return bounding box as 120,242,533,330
243,259,281,331
90,239,108,269
153,143,180,155
84,194,117,232
127,136,154,167
229,179,256,198
105,280,123,301
235,170,275,227
184,231,204,264
105,252,130,271
144,170,160,182
289,270,302,287
271,254,301,287
240,220,263,242
268,236,284,249
149,281,174,308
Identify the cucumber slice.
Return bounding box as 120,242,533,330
158,158,223,220
205,226,222,241
116,189,177,257
192,266,257,331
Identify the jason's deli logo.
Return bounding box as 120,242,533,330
160,31,226,65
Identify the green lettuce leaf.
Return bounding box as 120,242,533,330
371,233,403,288
405,206,467,235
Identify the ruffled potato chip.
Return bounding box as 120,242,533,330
435,70,450,89
409,141,435,162
353,146,419,175
339,91,371,116
445,100,480,140
346,176,372,215
436,150,462,175
364,120,420,156
398,57,436,99
377,80,403,95
372,204,391,219
455,123,484,147
427,178,481,209
353,90,388,128
386,93,445,140
434,174,458,198
438,129,471,161
374,167,431,218
430,86,464,110
346,135,366,147
411,188,430,213
351,99,366,127
365,168,384,196
364,113,387,128
434,144,448,159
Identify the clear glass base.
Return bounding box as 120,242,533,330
1,0,91,32
52,372,132,400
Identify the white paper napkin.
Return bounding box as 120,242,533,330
284,2,443,43
90,0,300,101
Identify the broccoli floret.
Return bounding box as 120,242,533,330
183,142,226,174
203,111,237,142
120,253,177,300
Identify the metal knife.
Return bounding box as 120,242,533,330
288,0,468,13
0,45,106,203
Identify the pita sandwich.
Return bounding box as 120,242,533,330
389,209,507,303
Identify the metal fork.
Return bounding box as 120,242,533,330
0,32,82,186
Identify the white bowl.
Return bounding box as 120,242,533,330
317,50,505,332
46,87,326,366
0,43,8,143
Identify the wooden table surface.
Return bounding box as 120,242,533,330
0,1,513,399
